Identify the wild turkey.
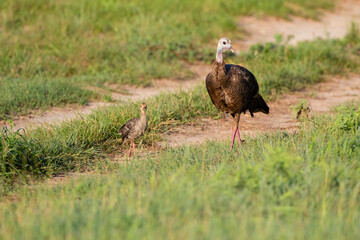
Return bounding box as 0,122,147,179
205,38,269,149
119,103,148,157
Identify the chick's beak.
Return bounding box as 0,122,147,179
229,47,235,54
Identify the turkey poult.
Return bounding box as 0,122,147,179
205,38,269,149
119,103,148,157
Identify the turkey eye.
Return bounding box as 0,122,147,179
223,41,226,45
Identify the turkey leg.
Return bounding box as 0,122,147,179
132,141,136,155
128,140,135,159
230,114,244,149
230,127,237,149
236,114,245,146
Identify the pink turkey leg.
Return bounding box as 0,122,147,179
236,128,245,145
230,128,237,149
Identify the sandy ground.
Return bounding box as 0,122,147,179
2,75,204,131
236,0,360,50
1,0,360,139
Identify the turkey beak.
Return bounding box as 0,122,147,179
229,47,235,54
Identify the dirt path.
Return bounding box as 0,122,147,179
1,64,207,131
236,0,360,50
162,75,360,147
2,73,204,131
1,0,359,131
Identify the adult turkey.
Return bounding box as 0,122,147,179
119,103,148,157
205,38,269,149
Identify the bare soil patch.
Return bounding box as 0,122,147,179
236,0,360,50
1,75,205,131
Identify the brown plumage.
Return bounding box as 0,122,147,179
119,103,148,157
205,38,269,149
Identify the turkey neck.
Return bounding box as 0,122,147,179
212,59,229,88
140,110,147,124
216,49,223,63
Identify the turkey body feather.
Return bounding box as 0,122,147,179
206,61,269,117
120,118,144,141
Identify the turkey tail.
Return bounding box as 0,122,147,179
249,93,269,117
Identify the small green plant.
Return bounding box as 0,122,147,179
102,94,113,103
344,22,360,45
290,99,311,119
329,105,360,133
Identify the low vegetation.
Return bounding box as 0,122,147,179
1,103,359,239
0,0,335,82
0,77,93,119
290,99,310,119
0,0,337,118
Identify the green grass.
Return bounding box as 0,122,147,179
1,29,360,191
0,77,93,120
1,104,359,239
0,0,335,82
0,0,337,117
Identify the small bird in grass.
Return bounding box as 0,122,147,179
119,103,148,157
205,38,269,149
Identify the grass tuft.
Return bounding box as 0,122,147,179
0,77,93,120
